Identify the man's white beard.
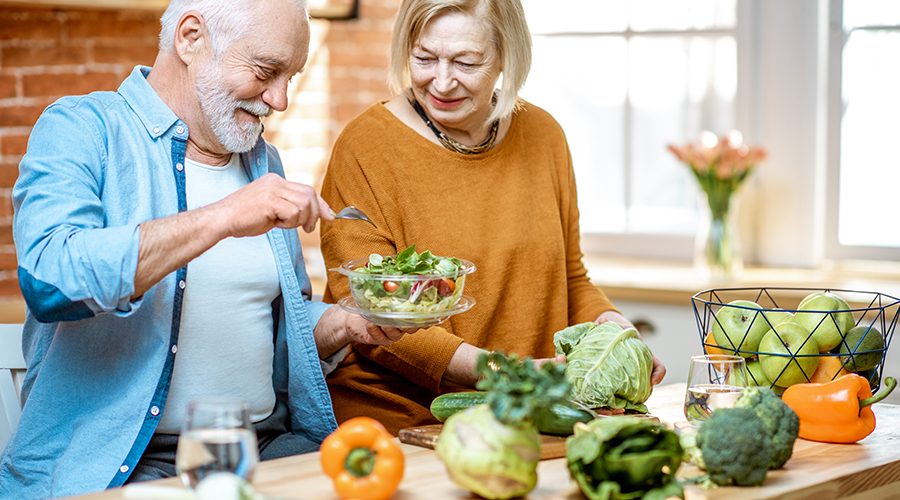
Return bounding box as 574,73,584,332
195,60,273,153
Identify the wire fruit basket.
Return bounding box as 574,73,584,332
691,287,899,393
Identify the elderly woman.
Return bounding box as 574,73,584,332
319,0,665,434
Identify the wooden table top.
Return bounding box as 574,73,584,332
67,383,900,500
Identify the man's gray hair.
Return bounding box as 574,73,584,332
158,0,307,56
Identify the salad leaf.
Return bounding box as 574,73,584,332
361,245,464,276
566,417,684,500
351,245,469,313
553,322,654,412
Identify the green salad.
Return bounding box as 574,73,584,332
350,245,469,313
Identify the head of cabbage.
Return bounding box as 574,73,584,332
435,404,540,500
553,322,654,412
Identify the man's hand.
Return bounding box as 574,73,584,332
133,174,335,298
214,173,334,236
314,305,415,360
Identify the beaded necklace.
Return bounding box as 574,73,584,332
406,93,499,155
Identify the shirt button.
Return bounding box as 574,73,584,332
176,126,185,134
171,344,177,354
152,127,160,134
120,465,129,474
150,406,160,416
176,162,184,172
179,280,186,290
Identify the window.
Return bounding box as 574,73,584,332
825,0,900,261
519,0,739,260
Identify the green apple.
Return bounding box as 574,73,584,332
794,292,854,352
746,358,773,387
762,309,794,330
759,322,819,387
839,325,884,372
711,300,769,358
737,359,786,394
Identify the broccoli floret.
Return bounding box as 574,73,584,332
733,386,800,469
678,427,706,470
696,408,774,486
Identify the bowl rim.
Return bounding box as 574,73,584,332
337,295,476,320
331,256,476,281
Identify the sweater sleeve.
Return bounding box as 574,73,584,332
319,110,464,393
558,136,620,324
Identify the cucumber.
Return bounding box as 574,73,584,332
431,391,487,422
534,400,598,436
430,391,597,435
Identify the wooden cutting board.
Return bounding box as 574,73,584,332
398,424,568,460
397,414,661,461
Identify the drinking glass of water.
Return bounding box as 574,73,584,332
683,354,748,422
176,398,259,489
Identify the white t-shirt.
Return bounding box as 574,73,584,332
157,154,281,433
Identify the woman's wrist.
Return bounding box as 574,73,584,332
442,343,487,389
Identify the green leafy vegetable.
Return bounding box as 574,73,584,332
351,245,468,313
553,322,654,412
474,351,571,425
362,245,464,276
435,352,571,500
566,417,684,500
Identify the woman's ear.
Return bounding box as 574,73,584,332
174,10,206,66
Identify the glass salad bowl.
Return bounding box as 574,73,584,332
332,246,476,328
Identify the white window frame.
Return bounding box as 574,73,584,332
570,0,757,262
578,0,900,269
823,0,900,263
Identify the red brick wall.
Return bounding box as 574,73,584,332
324,0,397,136
0,1,403,300
0,6,163,300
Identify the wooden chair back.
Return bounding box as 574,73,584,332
0,324,25,453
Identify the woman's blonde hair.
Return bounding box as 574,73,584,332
388,0,532,124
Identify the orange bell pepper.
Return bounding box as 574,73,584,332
781,374,896,444
320,417,405,500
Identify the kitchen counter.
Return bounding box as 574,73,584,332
66,383,900,500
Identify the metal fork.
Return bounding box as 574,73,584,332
330,206,376,227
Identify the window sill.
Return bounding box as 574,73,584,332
584,255,900,308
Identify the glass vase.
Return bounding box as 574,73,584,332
695,192,743,280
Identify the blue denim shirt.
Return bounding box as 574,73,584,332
0,66,337,499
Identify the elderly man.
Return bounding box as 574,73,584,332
0,0,401,498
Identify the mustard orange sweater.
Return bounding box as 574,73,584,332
319,101,617,434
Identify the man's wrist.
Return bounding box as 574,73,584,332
315,305,349,360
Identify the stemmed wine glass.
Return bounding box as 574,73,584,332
683,354,749,422
175,398,259,489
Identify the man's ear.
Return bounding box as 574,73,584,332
174,10,207,66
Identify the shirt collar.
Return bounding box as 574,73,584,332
118,65,187,141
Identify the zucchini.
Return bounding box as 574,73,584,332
430,391,597,435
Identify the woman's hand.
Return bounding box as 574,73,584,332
596,310,667,386
531,353,566,370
